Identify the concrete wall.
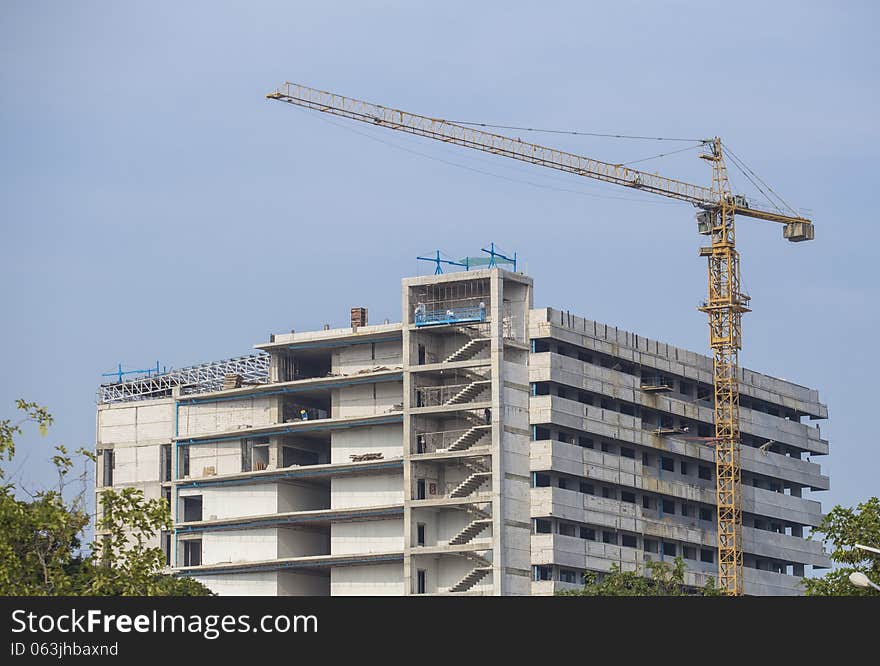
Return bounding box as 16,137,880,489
330,563,404,596
331,423,403,463
187,441,242,479
278,527,329,558
96,399,174,551
331,518,404,555
178,396,276,438
333,381,402,419
197,525,329,566
97,400,173,487
179,484,278,521
199,528,279,565
498,354,532,595
194,571,280,596
330,473,403,509
278,482,330,512
332,341,402,375
278,572,330,596
177,480,329,520
193,570,330,596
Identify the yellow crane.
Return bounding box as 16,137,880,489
266,82,815,595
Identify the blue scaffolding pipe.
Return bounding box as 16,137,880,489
417,250,469,275
481,242,517,271
102,361,166,384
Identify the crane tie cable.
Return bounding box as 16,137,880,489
616,143,705,167
722,141,799,217
447,120,708,143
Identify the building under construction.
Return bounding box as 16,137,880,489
95,266,830,595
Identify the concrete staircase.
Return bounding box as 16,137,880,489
460,458,490,474
449,466,492,540
451,324,486,337
464,503,491,519
461,409,492,426
449,472,491,498
445,338,490,363
447,425,490,451
449,565,492,593
445,380,491,405
449,518,492,545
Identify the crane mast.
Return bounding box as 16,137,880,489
699,138,746,595
267,83,815,595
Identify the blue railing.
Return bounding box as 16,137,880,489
415,305,486,327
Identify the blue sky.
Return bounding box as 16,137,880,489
1,1,877,512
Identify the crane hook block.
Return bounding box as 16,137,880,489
783,221,815,242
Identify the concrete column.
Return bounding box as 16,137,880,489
401,278,414,594
268,435,282,469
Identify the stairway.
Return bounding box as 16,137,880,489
445,380,491,405
449,472,491,498
449,518,492,545
460,458,490,475
460,409,492,427
464,503,491,520
451,324,486,337
447,425,490,452
445,338,490,363
449,566,492,593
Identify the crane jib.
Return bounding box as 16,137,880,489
268,85,719,208
269,84,813,239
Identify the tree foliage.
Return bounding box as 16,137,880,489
0,461,90,595
0,400,212,596
558,557,720,596
803,497,880,596
85,486,211,595
1,399,53,464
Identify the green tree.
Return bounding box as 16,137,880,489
804,497,880,596
558,557,720,596
85,486,212,595
0,401,85,594
1,399,54,462
0,450,91,594
0,400,211,596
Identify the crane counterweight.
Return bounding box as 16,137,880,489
784,221,815,242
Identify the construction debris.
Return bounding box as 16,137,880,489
349,453,384,462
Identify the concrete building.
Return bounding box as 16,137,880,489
95,267,830,595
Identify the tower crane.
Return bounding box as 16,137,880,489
266,82,815,596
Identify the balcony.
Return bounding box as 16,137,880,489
530,353,828,455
